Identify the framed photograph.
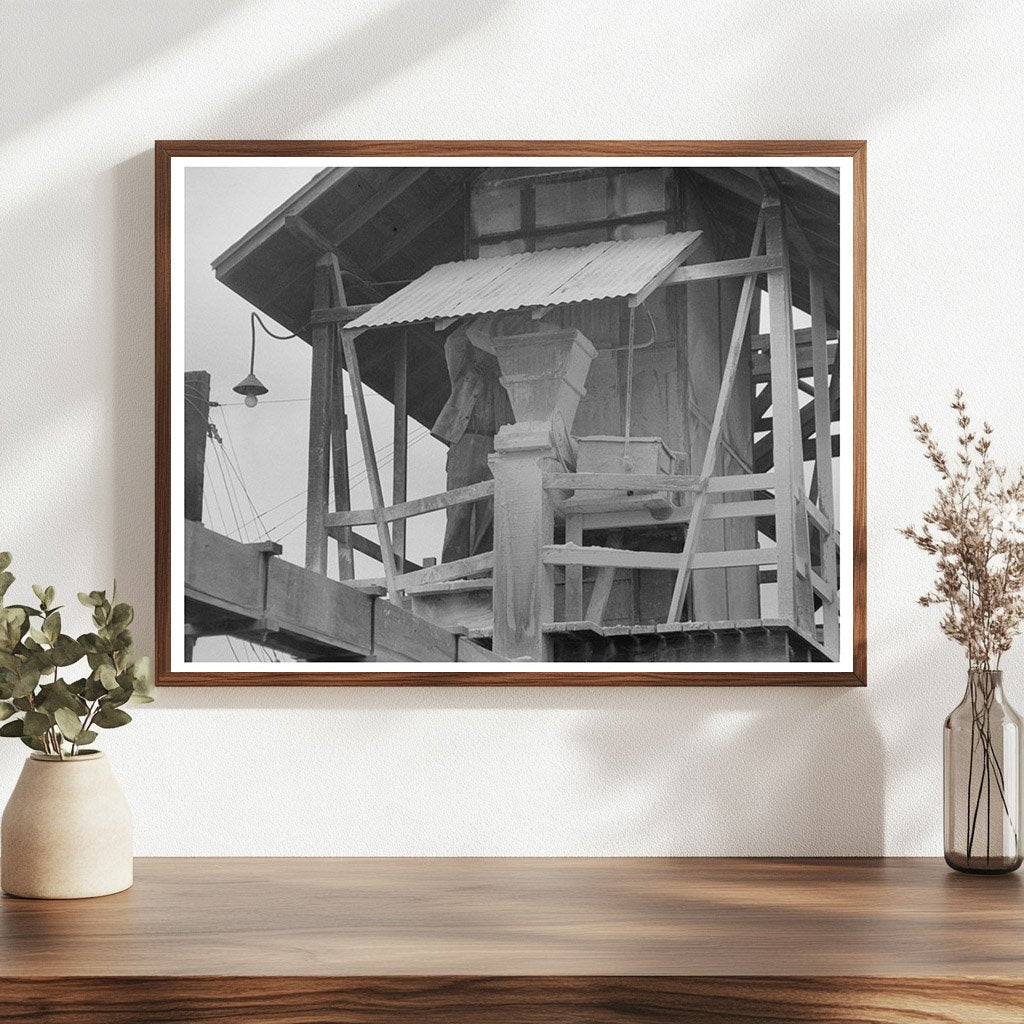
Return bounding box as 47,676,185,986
156,141,865,685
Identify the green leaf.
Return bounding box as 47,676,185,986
0,553,11,573
0,572,14,602
0,701,16,721
11,665,41,699
53,707,85,742
44,586,55,608
78,592,100,608
49,635,85,667
92,705,131,729
42,611,60,644
22,711,50,738
81,635,112,656
28,627,49,646
74,730,97,747
0,607,27,652
31,584,48,609
36,679,88,716
98,663,118,690
110,603,133,629
19,734,45,752
0,719,24,737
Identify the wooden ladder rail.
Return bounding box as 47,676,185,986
665,209,766,623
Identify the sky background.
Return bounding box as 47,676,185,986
184,167,450,661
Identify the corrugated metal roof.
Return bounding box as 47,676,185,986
345,231,703,331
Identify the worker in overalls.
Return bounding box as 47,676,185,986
431,313,540,563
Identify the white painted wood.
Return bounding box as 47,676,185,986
545,545,779,571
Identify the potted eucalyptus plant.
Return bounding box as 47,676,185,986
903,392,1024,873
0,553,153,898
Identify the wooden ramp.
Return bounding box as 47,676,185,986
184,521,500,663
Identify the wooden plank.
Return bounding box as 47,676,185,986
372,600,458,662
547,545,778,572
706,472,776,494
392,331,409,571
667,212,764,621
353,551,493,593
326,480,495,528
575,499,776,532
304,259,333,575
545,472,700,493
810,267,840,657
333,261,400,603
663,253,781,285
752,338,838,379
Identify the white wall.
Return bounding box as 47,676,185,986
1,0,1022,855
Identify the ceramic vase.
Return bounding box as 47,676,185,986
1,751,133,898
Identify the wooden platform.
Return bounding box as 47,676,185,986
1,858,1020,1023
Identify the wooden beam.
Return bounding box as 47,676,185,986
810,267,840,657
392,331,409,571
325,271,355,583
304,259,333,575
284,215,383,300
309,304,376,326
545,545,778,572
330,256,400,603
327,480,496,529
564,514,584,622
664,253,782,286
707,472,777,494
352,551,493,592
763,195,815,634
544,472,700,494
347,531,420,576
667,212,764,622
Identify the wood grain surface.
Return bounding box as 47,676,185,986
155,139,867,687
1,858,1022,1022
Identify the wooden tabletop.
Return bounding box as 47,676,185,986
1,856,1022,977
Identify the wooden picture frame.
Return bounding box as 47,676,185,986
156,140,866,686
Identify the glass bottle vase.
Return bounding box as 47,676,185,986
944,669,1023,873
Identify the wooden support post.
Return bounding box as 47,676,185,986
810,267,840,658
183,370,210,524
492,448,557,660
332,263,400,603
392,331,409,572
326,266,355,582
564,514,584,621
304,259,333,576
666,213,764,622
584,530,623,624
763,197,815,633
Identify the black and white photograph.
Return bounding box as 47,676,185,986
165,149,861,680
